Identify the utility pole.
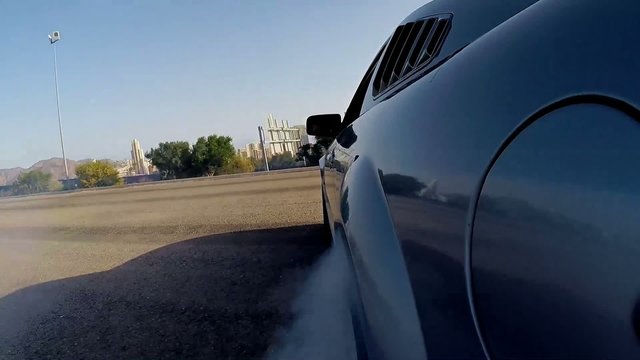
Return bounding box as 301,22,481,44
49,31,69,180
258,126,269,172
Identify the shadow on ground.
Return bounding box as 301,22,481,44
0,225,327,360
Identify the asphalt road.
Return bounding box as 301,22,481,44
0,170,328,359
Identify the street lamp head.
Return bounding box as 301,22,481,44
49,31,61,44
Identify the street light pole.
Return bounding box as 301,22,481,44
49,31,69,180
258,126,269,172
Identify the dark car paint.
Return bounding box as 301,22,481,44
317,0,640,359
359,0,539,117
472,102,640,359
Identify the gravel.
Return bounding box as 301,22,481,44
0,170,328,359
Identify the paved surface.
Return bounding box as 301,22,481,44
0,170,328,359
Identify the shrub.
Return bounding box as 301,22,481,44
13,170,52,195
76,161,123,188
222,155,255,174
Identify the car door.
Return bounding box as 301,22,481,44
324,44,385,233
322,36,430,359
322,141,338,226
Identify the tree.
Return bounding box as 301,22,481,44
251,157,267,172
13,170,52,195
296,143,327,166
76,161,123,188
222,155,255,174
315,136,333,150
146,141,192,179
191,135,235,176
296,135,333,167
269,152,302,170
145,135,238,179
296,144,313,165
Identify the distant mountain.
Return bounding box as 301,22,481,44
0,158,107,185
0,167,24,187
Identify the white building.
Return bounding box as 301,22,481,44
131,139,150,175
266,114,302,155
293,125,310,146
237,148,248,158
242,141,272,160
115,159,133,177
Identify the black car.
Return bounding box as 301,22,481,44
307,0,640,359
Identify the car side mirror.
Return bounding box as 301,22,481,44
306,114,342,138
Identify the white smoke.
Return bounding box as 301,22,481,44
266,243,357,360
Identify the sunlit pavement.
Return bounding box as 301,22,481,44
0,170,328,359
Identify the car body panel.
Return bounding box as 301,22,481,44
317,0,640,358
472,103,640,359
360,0,539,116
338,155,427,360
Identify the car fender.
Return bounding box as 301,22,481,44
338,155,426,360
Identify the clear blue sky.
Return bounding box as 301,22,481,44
0,0,425,168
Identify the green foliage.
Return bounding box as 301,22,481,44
269,152,302,170
296,144,314,165
145,141,192,179
296,143,327,166
191,135,235,176
49,179,64,192
251,157,268,172
147,136,238,179
76,161,123,188
13,170,52,195
315,136,333,150
222,155,255,174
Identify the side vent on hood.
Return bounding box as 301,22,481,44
373,14,452,96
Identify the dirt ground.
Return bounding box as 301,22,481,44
0,170,328,359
